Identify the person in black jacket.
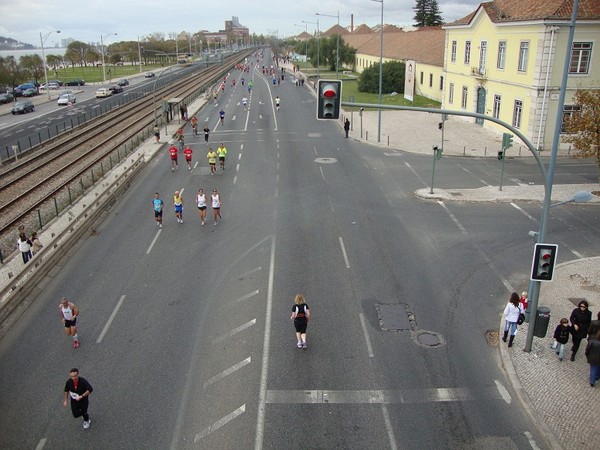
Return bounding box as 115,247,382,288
585,331,600,387
63,368,93,429
587,311,600,340
553,318,571,361
570,300,592,361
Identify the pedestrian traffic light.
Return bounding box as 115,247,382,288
530,243,558,281
502,133,514,150
317,80,342,120
438,122,443,130
498,150,504,160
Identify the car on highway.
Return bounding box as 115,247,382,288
57,93,76,106
144,72,155,78
11,100,35,114
95,88,112,98
22,88,38,97
109,85,123,94
0,93,14,104
117,79,129,86
65,79,85,86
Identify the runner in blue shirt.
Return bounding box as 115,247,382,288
153,192,163,228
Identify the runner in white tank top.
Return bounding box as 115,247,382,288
197,189,207,225
59,297,80,348
211,189,222,225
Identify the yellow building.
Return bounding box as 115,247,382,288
444,0,600,151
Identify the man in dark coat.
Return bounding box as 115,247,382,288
570,300,592,361
63,368,93,429
585,331,600,387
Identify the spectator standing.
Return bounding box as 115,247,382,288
63,368,93,429
585,330,600,387
31,232,43,255
17,233,33,264
502,292,523,348
519,291,528,312
153,124,160,143
587,311,600,340
570,300,592,361
344,119,350,138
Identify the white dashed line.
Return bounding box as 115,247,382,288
194,404,246,442
203,357,252,388
96,295,126,343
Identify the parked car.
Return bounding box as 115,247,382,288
95,88,112,98
57,93,76,106
11,100,35,114
117,79,129,86
0,93,14,104
22,88,38,97
16,83,36,92
48,79,63,86
109,85,123,94
144,72,155,78
40,82,60,91
65,79,85,86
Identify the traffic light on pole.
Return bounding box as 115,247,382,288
530,243,558,281
502,132,514,150
317,80,342,120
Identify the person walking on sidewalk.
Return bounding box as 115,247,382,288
63,368,93,429
291,294,310,349
59,297,80,348
502,292,523,348
552,318,571,361
570,300,592,361
585,330,600,387
344,118,350,138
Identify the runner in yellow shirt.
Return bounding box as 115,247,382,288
216,143,228,170
207,147,217,175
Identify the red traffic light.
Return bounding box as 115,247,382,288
323,88,337,97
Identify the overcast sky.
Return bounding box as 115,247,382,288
0,0,482,48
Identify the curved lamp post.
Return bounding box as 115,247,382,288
40,30,60,100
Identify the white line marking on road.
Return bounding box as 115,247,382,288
240,144,244,151
212,319,257,344
238,153,242,160
35,438,47,450
254,236,276,450
275,173,279,183
437,201,467,234
524,431,542,450
236,163,240,172
146,229,162,254
510,203,538,223
233,175,237,184
96,295,126,343
404,161,428,187
494,380,512,404
193,161,198,170
239,266,262,278
204,357,252,388
381,405,398,450
338,237,351,268
570,248,584,259
328,195,335,214
194,404,246,442
319,166,325,180
233,290,260,303
313,146,318,156
359,313,374,357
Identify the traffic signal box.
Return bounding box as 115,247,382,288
530,243,558,281
317,80,342,120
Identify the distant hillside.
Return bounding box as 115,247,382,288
0,37,35,50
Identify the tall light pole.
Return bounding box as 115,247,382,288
100,33,117,82
302,19,320,78
372,0,384,142
316,11,340,79
293,23,309,71
40,30,60,100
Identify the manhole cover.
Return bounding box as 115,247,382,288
412,330,445,348
417,332,440,346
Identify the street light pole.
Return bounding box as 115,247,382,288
302,20,320,77
316,11,340,79
101,33,117,82
372,0,384,143
40,30,60,100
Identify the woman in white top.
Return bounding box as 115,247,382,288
197,189,207,225
502,292,524,347
211,189,221,225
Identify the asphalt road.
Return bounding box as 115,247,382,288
1,50,599,450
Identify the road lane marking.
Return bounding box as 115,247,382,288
254,236,276,450
524,431,542,450
203,357,252,388
359,313,374,357
510,203,538,222
437,201,467,234
494,380,512,404
381,405,398,450
194,404,246,442
96,295,126,343
233,290,260,304
338,237,351,268
319,166,325,180
212,319,257,344
35,438,47,450
239,266,262,278
146,229,162,254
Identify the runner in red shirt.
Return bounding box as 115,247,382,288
183,145,193,171
169,145,179,172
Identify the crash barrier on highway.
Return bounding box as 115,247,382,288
0,154,146,327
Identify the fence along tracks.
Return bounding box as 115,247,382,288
0,50,253,259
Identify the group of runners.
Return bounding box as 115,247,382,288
153,188,222,227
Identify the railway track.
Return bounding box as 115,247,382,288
0,49,254,259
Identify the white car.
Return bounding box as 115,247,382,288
57,93,76,106
95,88,112,98
40,82,60,91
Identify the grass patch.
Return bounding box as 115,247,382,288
341,78,440,109
49,64,165,84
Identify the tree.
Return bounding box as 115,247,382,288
563,89,600,184
19,54,43,84
413,0,444,27
358,60,405,94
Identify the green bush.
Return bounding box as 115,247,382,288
358,60,405,95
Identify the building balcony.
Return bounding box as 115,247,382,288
471,67,487,79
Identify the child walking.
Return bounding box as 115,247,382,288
552,318,571,361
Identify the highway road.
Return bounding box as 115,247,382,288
1,50,599,450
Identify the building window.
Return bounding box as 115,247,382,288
464,41,471,64
449,83,454,104
429,73,433,88
513,100,523,128
439,76,444,90
420,71,424,84
493,94,501,119
561,105,581,132
518,42,529,72
569,42,592,74
451,41,457,63
461,86,468,109
497,41,506,69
